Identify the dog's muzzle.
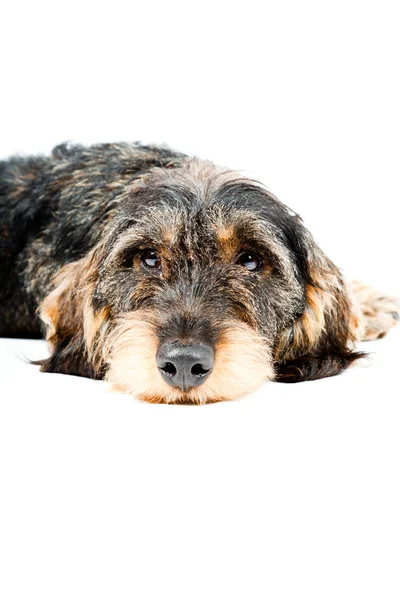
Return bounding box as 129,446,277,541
156,340,214,391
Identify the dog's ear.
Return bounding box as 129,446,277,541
274,221,364,382
36,246,108,379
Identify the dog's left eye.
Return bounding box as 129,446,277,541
236,251,262,272
141,249,161,270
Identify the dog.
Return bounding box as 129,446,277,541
0,142,399,403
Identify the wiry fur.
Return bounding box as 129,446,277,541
351,281,400,341
103,311,273,404
0,142,398,403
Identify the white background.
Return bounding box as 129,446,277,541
1,1,399,599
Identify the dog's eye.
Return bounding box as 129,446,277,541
236,251,262,272
141,249,161,270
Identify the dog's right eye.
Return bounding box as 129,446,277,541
236,251,262,272
141,249,161,270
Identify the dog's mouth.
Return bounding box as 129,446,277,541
103,312,274,404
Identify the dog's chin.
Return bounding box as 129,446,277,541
135,388,220,406
102,311,274,404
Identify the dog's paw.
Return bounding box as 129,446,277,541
352,280,400,341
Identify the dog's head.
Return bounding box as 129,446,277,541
39,158,362,403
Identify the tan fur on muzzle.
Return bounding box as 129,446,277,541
102,311,274,404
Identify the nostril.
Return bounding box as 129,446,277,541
156,340,214,389
191,363,211,377
160,362,177,377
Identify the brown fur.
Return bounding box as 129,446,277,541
102,311,273,404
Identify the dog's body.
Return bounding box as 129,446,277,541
0,143,185,337
1,142,398,402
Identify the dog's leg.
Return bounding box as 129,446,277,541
351,281,400,341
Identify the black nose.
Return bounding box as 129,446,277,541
156,341,214,390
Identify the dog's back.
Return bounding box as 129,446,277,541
0,155,52,336
0,143,185,336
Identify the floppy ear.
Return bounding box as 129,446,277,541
36,246,109,379
274,224,364,382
